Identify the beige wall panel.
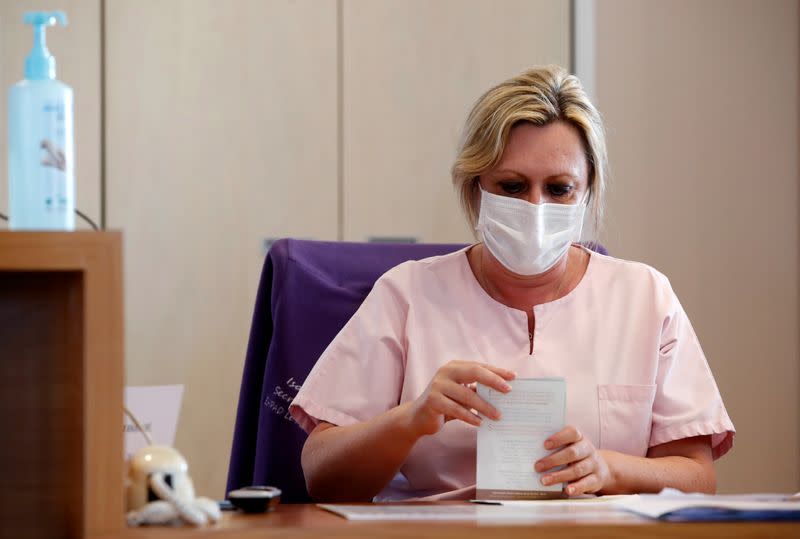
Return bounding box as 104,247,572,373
106,0,338,497
343,0,571,242
595,0,799,492
0,0,101,227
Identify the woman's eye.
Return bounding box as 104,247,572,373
499,182,525,195
547,184,573,197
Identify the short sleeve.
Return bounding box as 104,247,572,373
289,273,407,433
649,278,735,459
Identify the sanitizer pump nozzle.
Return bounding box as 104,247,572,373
24,11,68,80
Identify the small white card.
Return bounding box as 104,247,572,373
124,384,184,460
476,377,566,500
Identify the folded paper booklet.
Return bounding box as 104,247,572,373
616,488,800,522
476,377,566,501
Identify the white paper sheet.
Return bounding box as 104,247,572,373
124,384,184,459
318,503,643,523
492,494,639,507
476,378,566,500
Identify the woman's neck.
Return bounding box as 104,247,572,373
468,243,586,311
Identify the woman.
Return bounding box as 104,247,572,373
289,65,734,502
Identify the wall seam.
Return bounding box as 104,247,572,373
336,0,344,241
569,0,576,73
99,0,107,229
572,0,596,101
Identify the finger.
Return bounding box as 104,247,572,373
539,455,594,487
565,473,602,497
442,381,501,420
535,439,593,472
449,364,512,393
431,393,482,427
447,361,516,382
478,363,517,381
544,426,583,450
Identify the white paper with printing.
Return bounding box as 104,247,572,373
318,502,642,523
124,384,184,459
476,377,566,500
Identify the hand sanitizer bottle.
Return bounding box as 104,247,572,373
7,11,74,230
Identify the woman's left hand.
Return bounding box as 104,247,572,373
534,426,614,496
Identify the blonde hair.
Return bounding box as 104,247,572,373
452,65,607,236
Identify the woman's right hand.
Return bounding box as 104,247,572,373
406,360,516,437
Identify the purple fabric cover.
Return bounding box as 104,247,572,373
226,238,608,502
226,239,466,502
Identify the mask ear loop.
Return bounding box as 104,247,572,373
474,181,488,238
579,188,591,208
574,190,592,244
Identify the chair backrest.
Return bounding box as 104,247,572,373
226,239,466,502
226,238,608,502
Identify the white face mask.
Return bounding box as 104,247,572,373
475,188,587,276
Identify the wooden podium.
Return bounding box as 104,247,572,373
0,232,124,539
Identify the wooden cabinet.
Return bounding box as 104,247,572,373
0,232,123,538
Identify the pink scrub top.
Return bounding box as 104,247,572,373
289,246,735,501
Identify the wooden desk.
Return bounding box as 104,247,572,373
107,503,799,539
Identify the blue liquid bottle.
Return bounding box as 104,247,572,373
7,11,74,230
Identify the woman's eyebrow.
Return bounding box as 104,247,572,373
490,169,526,178
491,169,579,181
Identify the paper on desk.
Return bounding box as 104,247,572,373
476,378,566,501
124,384,184,459
492,494,639,507
616,488,800,521
318,503,643,523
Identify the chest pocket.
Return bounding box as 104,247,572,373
598,384,657,456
